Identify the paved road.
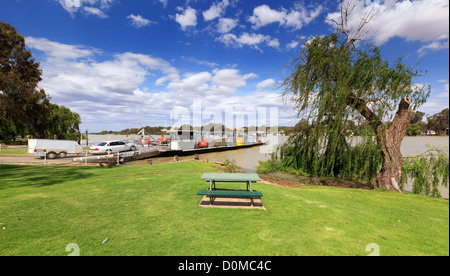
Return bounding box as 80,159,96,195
0,156,81,165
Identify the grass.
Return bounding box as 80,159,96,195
0,161,448,256
0,147,31,156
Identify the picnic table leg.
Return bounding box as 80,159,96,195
209,195,216,205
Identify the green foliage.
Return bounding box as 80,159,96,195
0,22,81,142
0,22,50,141
411,111,425,124
401,148,449,197
98,126,168,135
257,159,279,174
266,133,382,182
427,108,449,134
46,104,81,140
283,34,429,123
406,123,422,136
223,158,238,173
276,31,429,185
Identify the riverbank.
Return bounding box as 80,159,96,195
0,161,448,256
259,173,373,190
2,136,448,198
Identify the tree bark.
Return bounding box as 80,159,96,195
373,97,413,191
349,96,413,191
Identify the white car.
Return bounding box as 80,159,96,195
89,140,136,154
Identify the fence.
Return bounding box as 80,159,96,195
0,144,31,157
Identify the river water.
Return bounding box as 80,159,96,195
128,136,449,197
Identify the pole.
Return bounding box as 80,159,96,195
77,131,81,145
85,130,89,148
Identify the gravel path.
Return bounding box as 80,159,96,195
0,156,82,165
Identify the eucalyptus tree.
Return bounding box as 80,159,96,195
0,22,50,142
1,22,81,142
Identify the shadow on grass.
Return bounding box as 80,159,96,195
0,165,97,190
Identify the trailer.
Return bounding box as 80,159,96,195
28,139,84,159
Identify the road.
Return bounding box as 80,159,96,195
0,156,86,165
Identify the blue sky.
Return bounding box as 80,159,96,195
1,0,448,132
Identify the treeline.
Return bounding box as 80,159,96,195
97,123,280,135
281,108,449,136
406,108,449,136
0,22,81,144
97,126,167,136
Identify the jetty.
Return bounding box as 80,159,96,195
72,142,264,164
73,129,269,164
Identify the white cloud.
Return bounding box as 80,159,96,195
248,5,285,28
286,40,299,50
256,79,275,91
217,18,238,33
159,0,168,9
25,37,289,131
181,57,218,68
267,38,280,48
217,32,279,50
212,69,258,87
203,0,230,21
174,6,197,30
25,37,98,60
235,33,267,46
164,68,259,98
167,72,212,95
26,36,178,99
419,99,449,115
248,4,323,30
127,14,154,28
57,0,115,17
83,6,108,18
326,0,449,53
417,40,449,57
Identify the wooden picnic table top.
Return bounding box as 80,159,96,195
200,172,261,182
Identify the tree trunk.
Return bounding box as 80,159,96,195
374,97,413,191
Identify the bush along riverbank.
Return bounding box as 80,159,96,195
258,145,449,198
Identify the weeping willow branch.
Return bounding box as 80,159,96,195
401,147,449,197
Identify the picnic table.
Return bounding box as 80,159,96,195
197,173,263,205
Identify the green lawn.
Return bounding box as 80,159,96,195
0,147,30,156
0,162,448,256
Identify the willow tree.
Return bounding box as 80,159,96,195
280,7,430,191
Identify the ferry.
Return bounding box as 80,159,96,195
73,129,268,164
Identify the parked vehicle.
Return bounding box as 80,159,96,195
28,139,84,159
89,140,136,154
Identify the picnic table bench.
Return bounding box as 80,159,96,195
197,173,263,205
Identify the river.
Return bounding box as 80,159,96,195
128,136,449,197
